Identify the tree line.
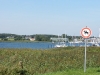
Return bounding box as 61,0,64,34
0,33,81,41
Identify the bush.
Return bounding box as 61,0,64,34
0,47,100,75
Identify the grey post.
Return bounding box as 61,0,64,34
84,38,87,72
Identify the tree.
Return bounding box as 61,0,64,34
14,36,22,41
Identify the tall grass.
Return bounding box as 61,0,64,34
0,47,100,75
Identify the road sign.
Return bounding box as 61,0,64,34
81,27,92,38
80,26,92,72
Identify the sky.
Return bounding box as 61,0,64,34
0,0,100,36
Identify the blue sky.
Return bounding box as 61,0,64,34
0,0,100,36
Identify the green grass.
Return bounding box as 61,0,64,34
42,68,100,75
8,38,14,41
0,47,100,75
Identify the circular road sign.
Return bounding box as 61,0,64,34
81,27,92,38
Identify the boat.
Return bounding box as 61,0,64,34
92,43,100,47
54,42,67,48
51,34,68,48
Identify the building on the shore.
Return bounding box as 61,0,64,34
30,38,35,41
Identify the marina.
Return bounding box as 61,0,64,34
0,41,99,49
0,28,100,49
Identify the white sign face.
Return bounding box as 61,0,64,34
81,27,92,38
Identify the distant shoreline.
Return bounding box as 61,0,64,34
0,40,51,43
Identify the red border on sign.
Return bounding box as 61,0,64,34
80,27,92,38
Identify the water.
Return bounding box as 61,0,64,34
0,42,55,49
0,42,93,49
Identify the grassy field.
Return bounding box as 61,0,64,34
0,47,100,75
41,68,100,75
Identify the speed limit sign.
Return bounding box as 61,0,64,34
81,27,92,38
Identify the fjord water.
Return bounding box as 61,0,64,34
0,42,55,49
0,42,92,49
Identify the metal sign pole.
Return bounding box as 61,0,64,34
84,38,87,72
81,26,92,72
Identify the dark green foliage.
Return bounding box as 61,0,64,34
2,38,8,41
14,35,23,41
35,34,55,41
0,33,81,42
0,47,100,75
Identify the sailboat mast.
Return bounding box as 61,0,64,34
99,28,100,38
65,33,66,43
